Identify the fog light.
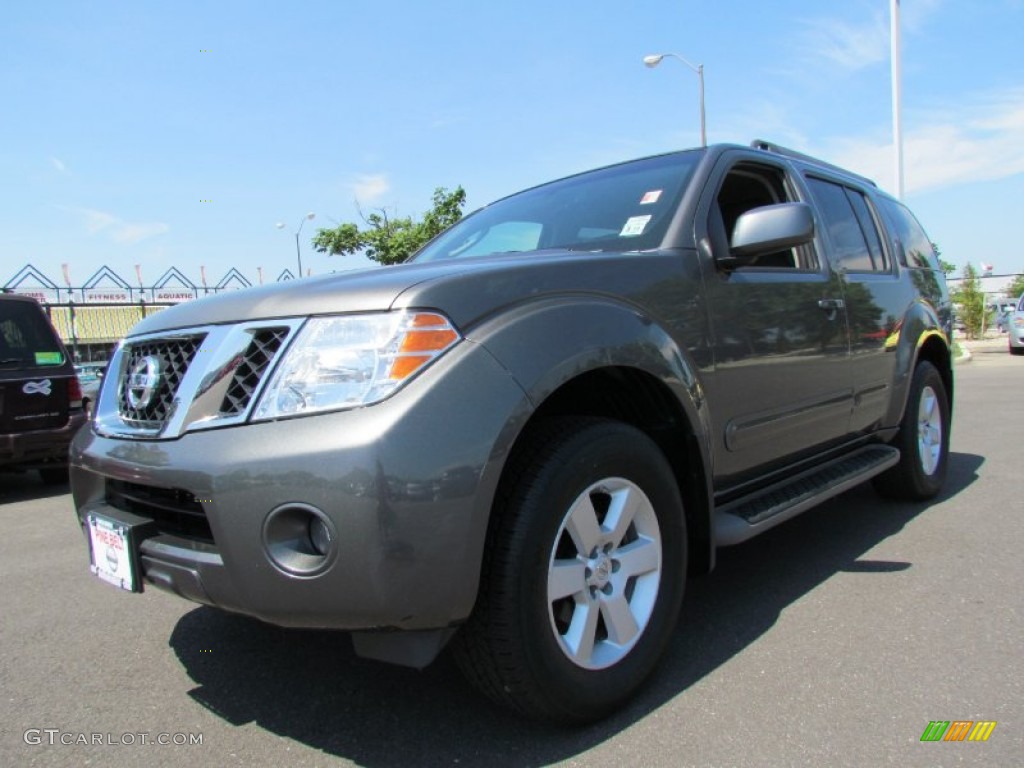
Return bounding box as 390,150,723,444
262,503,338,576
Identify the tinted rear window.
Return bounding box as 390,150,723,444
807,177,890,272
878,198,938,270
0,301,66,368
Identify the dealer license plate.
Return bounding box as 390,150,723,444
87,514,141,592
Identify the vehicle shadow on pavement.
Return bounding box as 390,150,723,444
168,451,983,766
0,473,70,505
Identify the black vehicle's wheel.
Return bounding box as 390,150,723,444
453,418,686,724
874,361,950,500
1009,342,1024,356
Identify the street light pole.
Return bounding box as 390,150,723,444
890,0,904,199
277,212,316,278
643,52,706,147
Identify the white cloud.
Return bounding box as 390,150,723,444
799,12,889,72
111,221,171,244
902,0,944,33
350,174,390,204
813,87,1024,194
798,1,943,73
62,207,169,244
49,156,69,174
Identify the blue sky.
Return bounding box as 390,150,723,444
2,0,1022,290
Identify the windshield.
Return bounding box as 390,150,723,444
412,151,700,263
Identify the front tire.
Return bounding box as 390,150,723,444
874,361,950,500
453,418,686,724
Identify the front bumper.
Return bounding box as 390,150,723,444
70,341,527,634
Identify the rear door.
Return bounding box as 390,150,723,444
801,175,911,434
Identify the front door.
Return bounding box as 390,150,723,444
697,152,853,487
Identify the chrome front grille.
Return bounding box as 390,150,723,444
119,335,205,424
95,319,304,439
220,328,289,415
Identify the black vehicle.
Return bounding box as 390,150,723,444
71,141,952,722
1,293,87,483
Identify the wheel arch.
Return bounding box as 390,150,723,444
524,366,714,574
916,331,954,413
885,300,955,428
473,298,715,575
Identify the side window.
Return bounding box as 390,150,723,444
878,198,937,269
846,191,889,271
713,163,813,269
807,177,888,272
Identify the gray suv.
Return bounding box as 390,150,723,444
71,141,953,723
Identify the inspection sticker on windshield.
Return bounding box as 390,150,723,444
639,190,662,205
620,215,652,237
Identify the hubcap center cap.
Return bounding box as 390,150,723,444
588,553,613,588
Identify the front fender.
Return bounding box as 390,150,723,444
472,297,704,418
468,295,714,541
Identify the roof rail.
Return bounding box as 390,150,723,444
751,139,877,187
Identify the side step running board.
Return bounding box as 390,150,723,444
713,445,900,546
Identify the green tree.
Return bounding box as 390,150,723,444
950,263,986,339
312,186,467,266
932,242,955,276
1005,272,1024,300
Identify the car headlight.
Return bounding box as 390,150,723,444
252,310,460,420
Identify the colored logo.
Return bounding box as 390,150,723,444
22,380,52,396
127,356,162,410
920,721,996,742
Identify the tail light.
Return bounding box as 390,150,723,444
68,375,84,409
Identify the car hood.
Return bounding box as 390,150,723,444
128,260,481,335
128,250,684,336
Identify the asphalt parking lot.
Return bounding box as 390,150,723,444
1,339,1020,768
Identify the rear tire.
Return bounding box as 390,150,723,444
453,418,686,724
1009,343,1024,356
874,361,950,500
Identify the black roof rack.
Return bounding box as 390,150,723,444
751,139,877,187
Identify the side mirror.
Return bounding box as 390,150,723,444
729,202,815,261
